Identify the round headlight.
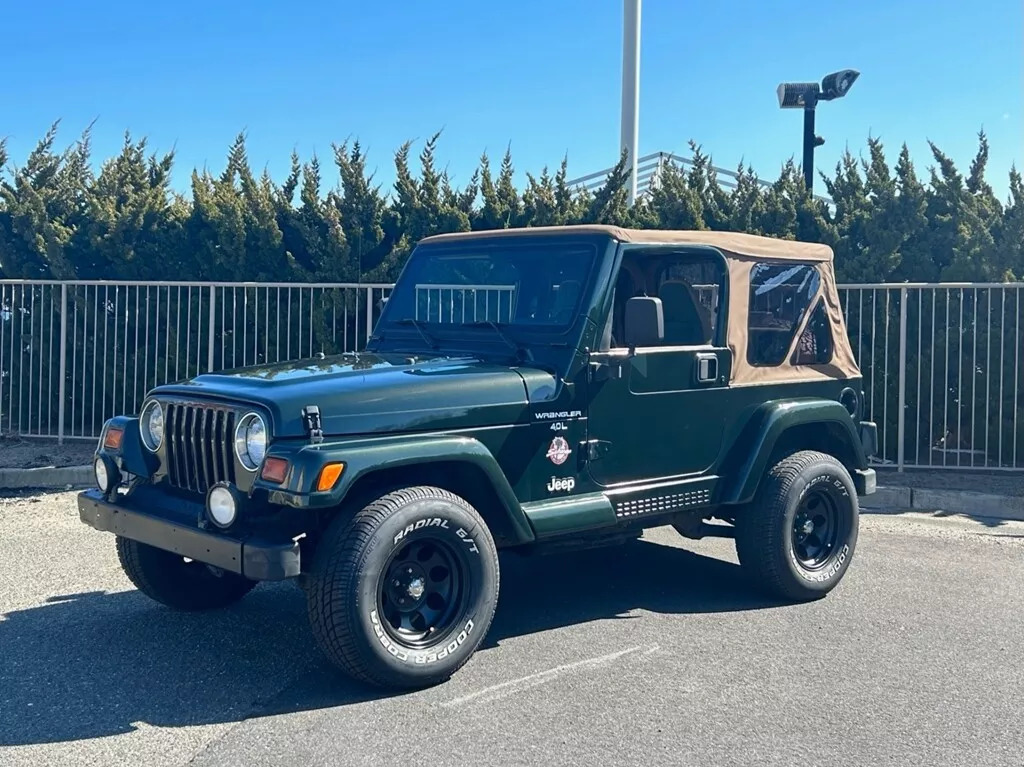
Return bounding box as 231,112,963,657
140,400,164,452
234,412,268,471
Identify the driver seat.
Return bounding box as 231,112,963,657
659,280,712,345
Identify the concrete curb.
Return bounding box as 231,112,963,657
0,465,93,490
863,485,1024,522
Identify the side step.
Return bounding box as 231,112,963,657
514,529,643,556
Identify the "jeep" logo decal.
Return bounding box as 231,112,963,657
547,476,576,493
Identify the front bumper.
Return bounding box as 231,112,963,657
854,468,876,496
859,420,878,459
78,489,300,580
855,420,878,496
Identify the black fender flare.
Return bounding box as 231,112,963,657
720,399,868,506
262,434,535,544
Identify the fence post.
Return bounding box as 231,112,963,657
57,283,68,445
897,286,908,472
207,285,216,372
365,287,373,347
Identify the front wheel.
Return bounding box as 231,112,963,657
116,537,257,610
734,450,859,602
306,486,499,689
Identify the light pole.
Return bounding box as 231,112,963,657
777,69,859,193
620,0,641,204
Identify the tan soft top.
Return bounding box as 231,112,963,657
419,225,858,385
419,225,834,263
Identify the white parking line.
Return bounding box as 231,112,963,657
442,645,656,708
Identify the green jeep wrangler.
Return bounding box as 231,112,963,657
79,225,877,690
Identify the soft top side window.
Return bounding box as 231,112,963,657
607,251,725,350
791,299,834,365
747,262,821,366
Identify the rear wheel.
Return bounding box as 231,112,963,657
115,537,257,610
306,486,499,689
734,450,859,601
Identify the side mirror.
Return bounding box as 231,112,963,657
624,296,664,348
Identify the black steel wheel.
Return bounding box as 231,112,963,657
378,539,468,648
735,450,859,602
307,486,499,690
791,487,844,569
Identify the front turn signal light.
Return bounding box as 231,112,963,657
103,427,124,450
260,457,290,484
316,462,345,492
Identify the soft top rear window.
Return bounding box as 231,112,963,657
747,262,821,366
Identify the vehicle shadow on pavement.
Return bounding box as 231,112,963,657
0,584,372,747
486,537,781,647
0,536,778,746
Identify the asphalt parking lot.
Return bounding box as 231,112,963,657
2,492,1024,767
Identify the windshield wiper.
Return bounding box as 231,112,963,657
464,321,532,361
394,318,440,350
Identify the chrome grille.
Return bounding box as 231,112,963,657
164,403,236,494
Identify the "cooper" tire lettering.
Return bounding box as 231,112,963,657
799,543,850,582
412,619,476,664
370,609,409,661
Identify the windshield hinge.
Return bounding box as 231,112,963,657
301,405,324,444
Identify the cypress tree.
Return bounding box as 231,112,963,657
0,123,1018,287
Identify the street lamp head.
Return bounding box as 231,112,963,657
777,82,821,109
820,69,859,101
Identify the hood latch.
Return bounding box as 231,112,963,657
301,405,324,444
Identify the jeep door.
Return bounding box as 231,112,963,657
585,248,735,487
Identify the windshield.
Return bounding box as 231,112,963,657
377,242,596,337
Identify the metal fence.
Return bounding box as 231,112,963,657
567,151,834,206
840,284,1024,471
0,281,391,441
4,278,1024,472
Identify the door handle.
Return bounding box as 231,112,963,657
695,352,718,383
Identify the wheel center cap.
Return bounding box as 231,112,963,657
800,519,814,535
407,577,426,600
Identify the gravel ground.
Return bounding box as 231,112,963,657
0,437,95,469
2,492,1024,767
876,467,1024,496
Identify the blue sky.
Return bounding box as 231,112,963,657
5,0,1022,200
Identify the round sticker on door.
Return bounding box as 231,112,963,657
546,436,572,466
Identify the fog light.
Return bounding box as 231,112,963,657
206,483,239,528
94,457,110,493
94,455,121,497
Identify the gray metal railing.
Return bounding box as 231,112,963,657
414,284,516,324
840,284,1024,471
4,278,1024,472
567,151,834,205
0,281,391,441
